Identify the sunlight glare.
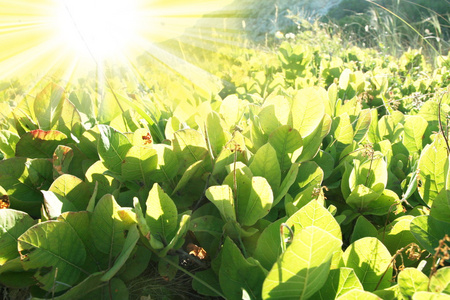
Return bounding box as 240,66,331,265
55,0,141,61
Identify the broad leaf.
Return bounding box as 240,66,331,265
398,268,428,298
18,221,87,292
403,115,428,153
34,83,65,130
205,185,236,223
262,226,342,299
314,267,363,299
97,125,132,174
0,209,35,264
219,238,267,300
291,87,326,137
15,130,67,158
418,133,448,206
121,146,157,184
250,143,281,196
237,176,273,227
341,237,393,291
91,194,136,257
145,183,178,244
268,125,303,172
410,215,450,254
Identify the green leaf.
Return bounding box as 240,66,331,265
219,238,267,300
336,289,382,299
341,237,393,291
297,114,330,163
268,125,303,172
18,221,87,292
220,95,245,130
334,113,354,151
398,268,428,298
0,130,20,158
262,226,342,299
52,145,74,178
172,160,204,195
418,133,448,206
349,154,388,194
285,200,342,240
237,176,273,227
206,111,227,157
85,161,120,199
97,125,133,174
412,291,450,299
101,224,139,281
49,174,91,211
353,109,372,142
273,162,299,206
148,144,179,182
145,183,178,243
15,130,68,158
32,272,105,300
258,96,291,134
289,161,324,196
57,98,83,139
346,185,380,213
91,194,136,257
205,185,236,223
189,215,224,238
430,267,450,294
350,216,378,244
173,128,208,173
34,83,65,130
410,215,450,254
291,87,326,137
403,115,428,153
380,216,417,259
314,267,363,299
250,143,281,196
0,209,36,264
121,146,157,184
431,189,450,222
253,218,287,270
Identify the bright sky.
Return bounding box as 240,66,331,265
0,0,235,81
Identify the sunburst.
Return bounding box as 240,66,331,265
0,0,237,90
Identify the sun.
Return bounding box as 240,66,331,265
0,0,237,83
54,0,141,62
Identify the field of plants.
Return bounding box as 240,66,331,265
1,1,450,299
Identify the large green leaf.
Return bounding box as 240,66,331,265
91,194,136,257
145,183,178,243
418,133,448,206
206,111,227,157
398,268,428,298
431,189,450,222
253,218,287,270
250,143,281,196
410,215,450,254
379,216,417,259
341,237,393,291
219,238,267,300
97,125,132,174
430,267,450,294
0,209,36,264
101,224,140,281
0,130,20,159
289,161,324,196
33,83,65,130
291,87,326,137
353,109,372,142
49,174,91,211
262,226,342,299
403,115,428,154
121,146,157,184
336,289,382,299
18,221,87,292
15,130,68,158
148,144,179,182
350,216,378,244
173,128,208,173
237,176,273,227
57,98,83,139
205,185,236,223
268,125,303,172
333,113,354,152
349,154,388,194
314,267,363,299
285,200,341,240
258,96,291,134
